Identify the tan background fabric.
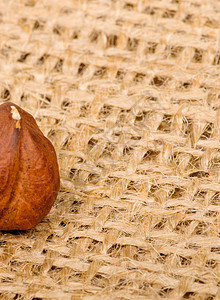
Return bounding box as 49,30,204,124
0,0,220,299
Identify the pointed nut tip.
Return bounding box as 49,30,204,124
10,105,21,121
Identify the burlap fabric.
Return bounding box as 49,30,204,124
0,0,220,299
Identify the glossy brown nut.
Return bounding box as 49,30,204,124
0,102,60,230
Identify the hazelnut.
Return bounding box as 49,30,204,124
0,102,60,230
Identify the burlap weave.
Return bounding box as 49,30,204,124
0,0,220,299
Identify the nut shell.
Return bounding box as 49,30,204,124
0,102,60,230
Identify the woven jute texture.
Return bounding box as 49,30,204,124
0,0,220,299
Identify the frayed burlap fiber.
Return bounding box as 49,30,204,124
0,0,220,299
